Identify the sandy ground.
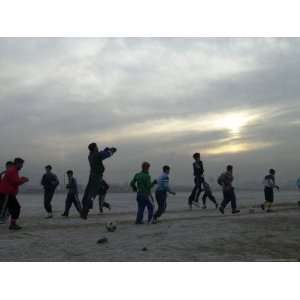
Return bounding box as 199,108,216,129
1,199,300,261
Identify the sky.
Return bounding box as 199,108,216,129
0,37,300,187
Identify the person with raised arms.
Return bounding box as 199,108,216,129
80,143,117,220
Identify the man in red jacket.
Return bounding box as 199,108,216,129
0,158,29,230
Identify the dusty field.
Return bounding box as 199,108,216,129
1,202,300,261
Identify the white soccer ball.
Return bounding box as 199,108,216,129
105,221,117,232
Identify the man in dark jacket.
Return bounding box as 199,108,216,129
80,143,117,219
188,152,204,209
41,165,59,219
62,170,82,217
218,165,240,214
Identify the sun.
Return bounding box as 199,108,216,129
213,111,259,135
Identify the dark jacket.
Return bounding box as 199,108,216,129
41,172,59,191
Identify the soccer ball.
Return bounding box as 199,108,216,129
105,221,117,232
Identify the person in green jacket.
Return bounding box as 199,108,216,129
130,162,157,224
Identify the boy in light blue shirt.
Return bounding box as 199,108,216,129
153,165,176,223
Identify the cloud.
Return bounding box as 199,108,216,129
0,38,300,185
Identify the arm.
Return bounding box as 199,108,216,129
41,175,45,186
130,175,137,192
99,147,117,161
7,169,28,187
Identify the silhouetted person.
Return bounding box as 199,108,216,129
188,152,204,209
0,158,29,230
218,165,240,214
130,162,157,224
62,170,82,217
261,169,279,213
0,161,14,223
80,143,117,219
41,165,59,219
153,165,176,223
201,181,218,209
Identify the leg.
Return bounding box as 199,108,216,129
81,176,100,217
145,196,154,223
7,195,21,229
208,193,217,205
154,191,165,220
44,190,54,215
73,194,82,213
202,193,207,206
230,189,237,211
136,193,146,224
63,194,73,216
220,190,231,209
188,177,199,204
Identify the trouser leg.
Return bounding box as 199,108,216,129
154,191,167,220
64,194,73,216
136,193,146,224
44,190,54,213
7,195,21,222
145,196,154,223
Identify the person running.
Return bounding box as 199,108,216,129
62,170,82,217
201,181,218,209
218,165,240,214
97,179,111,214
0,161,14,224
188,153,204,209
0,158,29,230
80,143,117,219
261,169,280,213
152,165,176,224
130,162,157,224
41,165,60,219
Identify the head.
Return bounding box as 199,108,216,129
193,152,201,161
5,161,13,170
88,142,98,153
269,169,276,175
163,165,170,174
226,165,233,173
14,158,24,170
45,165,52,173
66,170,73,178
141,162,150,172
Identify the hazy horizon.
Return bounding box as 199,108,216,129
1,38,300,186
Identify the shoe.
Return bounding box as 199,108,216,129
80,211,88,220
61,213,68,217
232,210,240,214
9,224,22,230
99,208,103,214
45,214,53,219
201,205,207,209
266,209,274,213
219,207,224,214
135,221,144,225
261,204,265,210
192,201,200,207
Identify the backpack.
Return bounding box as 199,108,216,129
217,174,224,186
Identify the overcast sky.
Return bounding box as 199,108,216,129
0,38,299,186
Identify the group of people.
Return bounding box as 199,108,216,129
0,142,293,230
